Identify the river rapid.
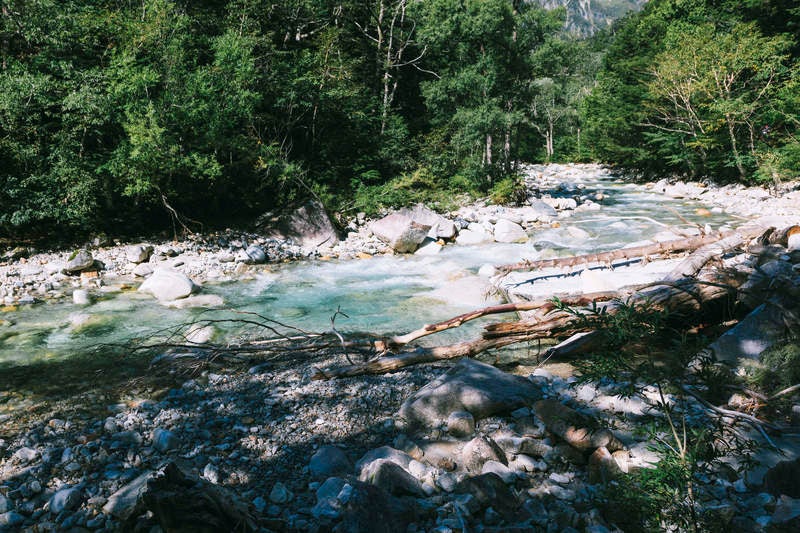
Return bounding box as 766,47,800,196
0,164,748,369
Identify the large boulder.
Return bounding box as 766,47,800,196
493,219,528,243
399,358,544,429
64,249,94,274
708,303,790,364
126,244,154,264
370,213,431,253
261,199,340,248
138,268,196,301
397,204,457,240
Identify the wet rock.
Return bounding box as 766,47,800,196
49,486,82,514
493,219,528,243
370,213,431,253
765,457,800,498
446,411,475,438
461,436,506,473
164,294,224,309
359,459,424,497
64,249,94,273
309,445,353,480
399,358,543,429
72,289,90,305
126,244,154,264
138,268,196,301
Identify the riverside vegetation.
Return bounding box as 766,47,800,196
1,0,799,242
2,1,800,532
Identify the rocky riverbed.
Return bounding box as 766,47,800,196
2,164,800,532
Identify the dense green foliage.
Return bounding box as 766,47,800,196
0,0,587,239
1,1,798,239
583,0,800,182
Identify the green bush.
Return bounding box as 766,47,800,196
488,175,527,205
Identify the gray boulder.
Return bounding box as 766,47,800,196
709,303,790,364
138,268,196,301
132,263,154,277
359,459,424,497
397,204,457,240
50,486,82,514
310,445,353,480
355,446,413,476
245,245,267,263
126,244,154,264
399,358,543,429
461,436,506,473
260,199,340,248
64,249,94,273
370,213,431,253
525,199,558,219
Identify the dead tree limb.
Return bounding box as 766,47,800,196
495,231,735,275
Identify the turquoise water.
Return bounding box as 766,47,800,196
0,170,738,365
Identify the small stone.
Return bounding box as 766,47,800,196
13,446,38,463
126,244,154,264
245,245,267,263
461,436,506,473
202,463,219,484
481,460,517,484
252,496,267,513
152,428,179,453
49,487,82,514
446,411,475,438
436,472,458,493
269,482,292,504
0,493,9,513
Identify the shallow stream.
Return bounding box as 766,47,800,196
0,168,739,368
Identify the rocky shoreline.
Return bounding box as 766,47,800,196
3,163,799,309
2,164,800,532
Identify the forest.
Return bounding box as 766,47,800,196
1,0,798,240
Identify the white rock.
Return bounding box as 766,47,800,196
493,219,528,243
72,289,90,305
415,239,442,256
455,228,491,246
138,268,196,301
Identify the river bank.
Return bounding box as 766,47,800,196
2,164,800,532
2,164,799,309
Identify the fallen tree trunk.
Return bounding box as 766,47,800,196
313,224,772,380
495,230,735,275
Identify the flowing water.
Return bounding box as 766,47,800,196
0,167,739,368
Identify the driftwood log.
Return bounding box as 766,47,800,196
312,221,777,380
